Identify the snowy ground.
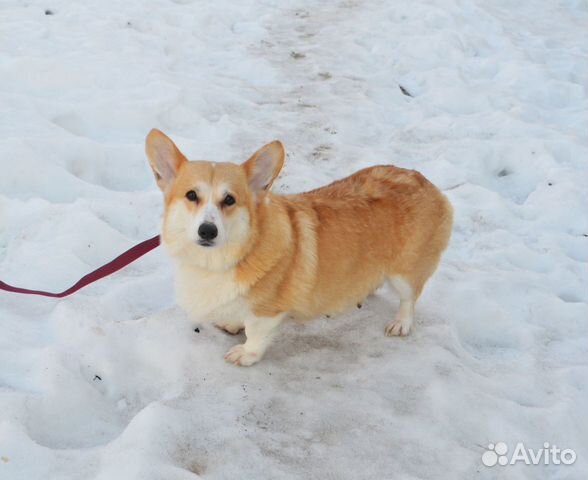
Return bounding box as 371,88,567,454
1,0,587,479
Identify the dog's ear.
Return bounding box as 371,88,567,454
242,141,285,192
145,129,187,191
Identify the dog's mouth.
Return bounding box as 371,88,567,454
197,240,215,247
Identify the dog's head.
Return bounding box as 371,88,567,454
146,129,284,270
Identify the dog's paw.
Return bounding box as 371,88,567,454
385,317,412,337
224,344,260,366
215,323,244,335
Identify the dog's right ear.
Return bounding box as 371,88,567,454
145,129,187,191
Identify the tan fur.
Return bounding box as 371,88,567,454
146,129,453,366
237,166,453,318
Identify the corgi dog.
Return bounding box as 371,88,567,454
146,129,453,366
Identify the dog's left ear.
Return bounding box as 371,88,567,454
243,141,285,192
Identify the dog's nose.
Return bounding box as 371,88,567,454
198,222,218,241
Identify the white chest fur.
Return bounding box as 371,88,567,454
174,263,247,324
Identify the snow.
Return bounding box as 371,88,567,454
0,0,587,479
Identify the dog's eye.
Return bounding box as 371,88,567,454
223,194,236,206
185,190,198,202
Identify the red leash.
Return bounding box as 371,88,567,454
0,235,160,298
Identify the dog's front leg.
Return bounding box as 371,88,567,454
224,313,284,366
214,319,244,334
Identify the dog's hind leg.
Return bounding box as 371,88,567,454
385,276,417,336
